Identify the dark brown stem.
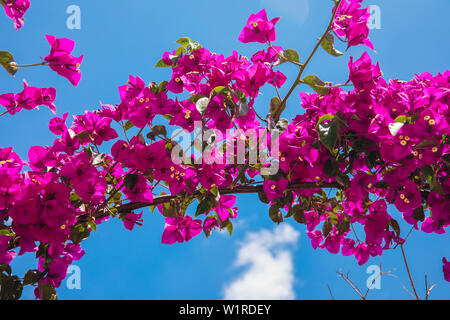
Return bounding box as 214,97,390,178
115,181,343,213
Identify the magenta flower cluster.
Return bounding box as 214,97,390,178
1,0,30,30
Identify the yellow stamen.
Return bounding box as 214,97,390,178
428,119,435,125
432,147,438,153
400,140,407,146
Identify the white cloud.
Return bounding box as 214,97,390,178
223,223,300,300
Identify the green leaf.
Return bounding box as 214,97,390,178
0,229,14,236
38,283,57,300
87,220,97,232
258,191,270,204
328,212,339,226
323,219,333,237
318,120,339,152
413,207,425,222
394,115,408,123
269,97,282,118
211,86,229,96
0,51,18,76
147,125,167,140
123,173,139,190
70,224,90,244
123,120,134,131
430,177,444,195
23,270,41,286
154,58,171,68
389,219,401,237
282,49,300,62
317,114,335,125
161,200,179,218
320,33,344,57
269,205,283,224
337,217,350,235
0,263,12,276
195,197,215,217
274,49,300,66
303,75,330,95
226,221,233,236
292,205,306,224
0,275,23,300
324,157,339,177
176,37,191,47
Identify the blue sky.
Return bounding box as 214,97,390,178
1,0,449,299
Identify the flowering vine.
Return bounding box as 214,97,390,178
0,0,448,300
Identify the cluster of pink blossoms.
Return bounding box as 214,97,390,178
0,35,83,116
0,0,448,299
0,80,56,115
332,0,374,49
1,0,30,30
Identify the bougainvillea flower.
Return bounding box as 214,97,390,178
263,179,289,201
0,81,57,115
354,243,370,265
443,258,450,282
0,235,16,264
49,113,69,135
332,0,374,49
238,9,280,43
123,211,143,231
215,195,237,222
161,216,202,245
44,35,84,86
3,0,30,30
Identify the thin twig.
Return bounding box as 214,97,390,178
400,243,420,300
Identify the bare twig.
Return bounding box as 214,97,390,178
400,243,420,300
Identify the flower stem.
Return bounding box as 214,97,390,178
15,62,47,68
400,243,420,300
